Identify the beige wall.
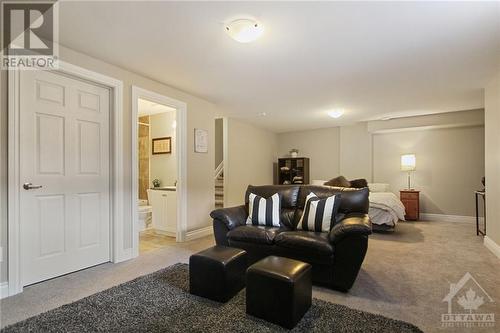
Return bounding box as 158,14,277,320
0,46,224,283
485,69,500,247
225,118,278,207
372,126,484,216
1,69,7,282
277,127,340,180
215,118,223,168
150,112,177,187
276,110,485,217
339,123,373,181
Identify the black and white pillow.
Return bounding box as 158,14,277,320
246,193,281,227
297,192,340,232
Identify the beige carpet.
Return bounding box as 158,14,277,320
1,220,499,332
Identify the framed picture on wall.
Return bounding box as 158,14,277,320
152,137,172,154
194,128,208,153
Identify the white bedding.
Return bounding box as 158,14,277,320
369,192,406,226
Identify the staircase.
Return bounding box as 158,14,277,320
215,162,224,208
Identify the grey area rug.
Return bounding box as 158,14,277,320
2,263,422,332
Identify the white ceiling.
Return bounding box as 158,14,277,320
57,1,500,133
138,98,176,117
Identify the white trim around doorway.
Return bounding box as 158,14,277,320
7,61,125,298
131,86,188,257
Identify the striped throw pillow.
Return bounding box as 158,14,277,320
297,192,340,232
246,193,281,227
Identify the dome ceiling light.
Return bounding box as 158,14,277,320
225,19,264,43
327,109,345,119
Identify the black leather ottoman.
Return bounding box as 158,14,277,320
189,245,247,302
246,256,312,329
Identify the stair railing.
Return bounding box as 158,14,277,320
214,161,224,180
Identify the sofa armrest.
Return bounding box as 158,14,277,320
329,213,372,244
210,205,248,230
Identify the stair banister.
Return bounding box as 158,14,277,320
214,161,224,180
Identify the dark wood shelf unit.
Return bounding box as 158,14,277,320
278,158,310,185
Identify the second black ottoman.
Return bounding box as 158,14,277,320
246,256,312,329
189,245,247,302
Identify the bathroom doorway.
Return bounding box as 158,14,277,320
132,86,187,257
137,99,177,253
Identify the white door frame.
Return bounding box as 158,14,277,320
131,86,188,255
8,61,125,297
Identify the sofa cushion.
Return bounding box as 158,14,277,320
297,186,369,220
297,192,340,232
247,192,281,227
246,185,300,229
227,226,284,245
246,185,300,209
349,178,368,189
275,231,334,256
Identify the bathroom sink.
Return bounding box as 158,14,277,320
150,186,176,191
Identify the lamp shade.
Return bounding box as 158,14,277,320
401,154,416,171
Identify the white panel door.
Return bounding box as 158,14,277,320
20,70,110,286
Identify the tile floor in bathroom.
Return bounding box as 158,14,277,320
139,229,176,254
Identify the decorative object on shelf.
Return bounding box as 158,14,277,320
152,137,172,155
152,179,161,188
400,190,420,221
278,157,310,185
401,154,416,190
289,149,299,158
194,128,208,153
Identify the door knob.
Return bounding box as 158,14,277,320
23,182,43,190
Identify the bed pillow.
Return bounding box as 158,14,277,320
246,193,281,227
349,178,368,188
311,179,328,186
368,183,390,192
297,192,340,232
324,176,351,188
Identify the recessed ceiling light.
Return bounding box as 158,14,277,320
327,109,344,119
225,19,264,43
258,112,267,116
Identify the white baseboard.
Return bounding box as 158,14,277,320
420,213,475,223
151,229,177,238
0,282,9,299
113,247,135,263
484,236,500,259
185,226,213,242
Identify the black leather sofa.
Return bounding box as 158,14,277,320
210,185,372,291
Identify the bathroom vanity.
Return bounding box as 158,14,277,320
147,187,177,237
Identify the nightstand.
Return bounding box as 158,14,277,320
400,190,420,221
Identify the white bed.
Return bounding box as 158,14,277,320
369,191,406,227
311,180,406,229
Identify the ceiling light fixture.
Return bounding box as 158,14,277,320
327,109,344,119
225,19,264,43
